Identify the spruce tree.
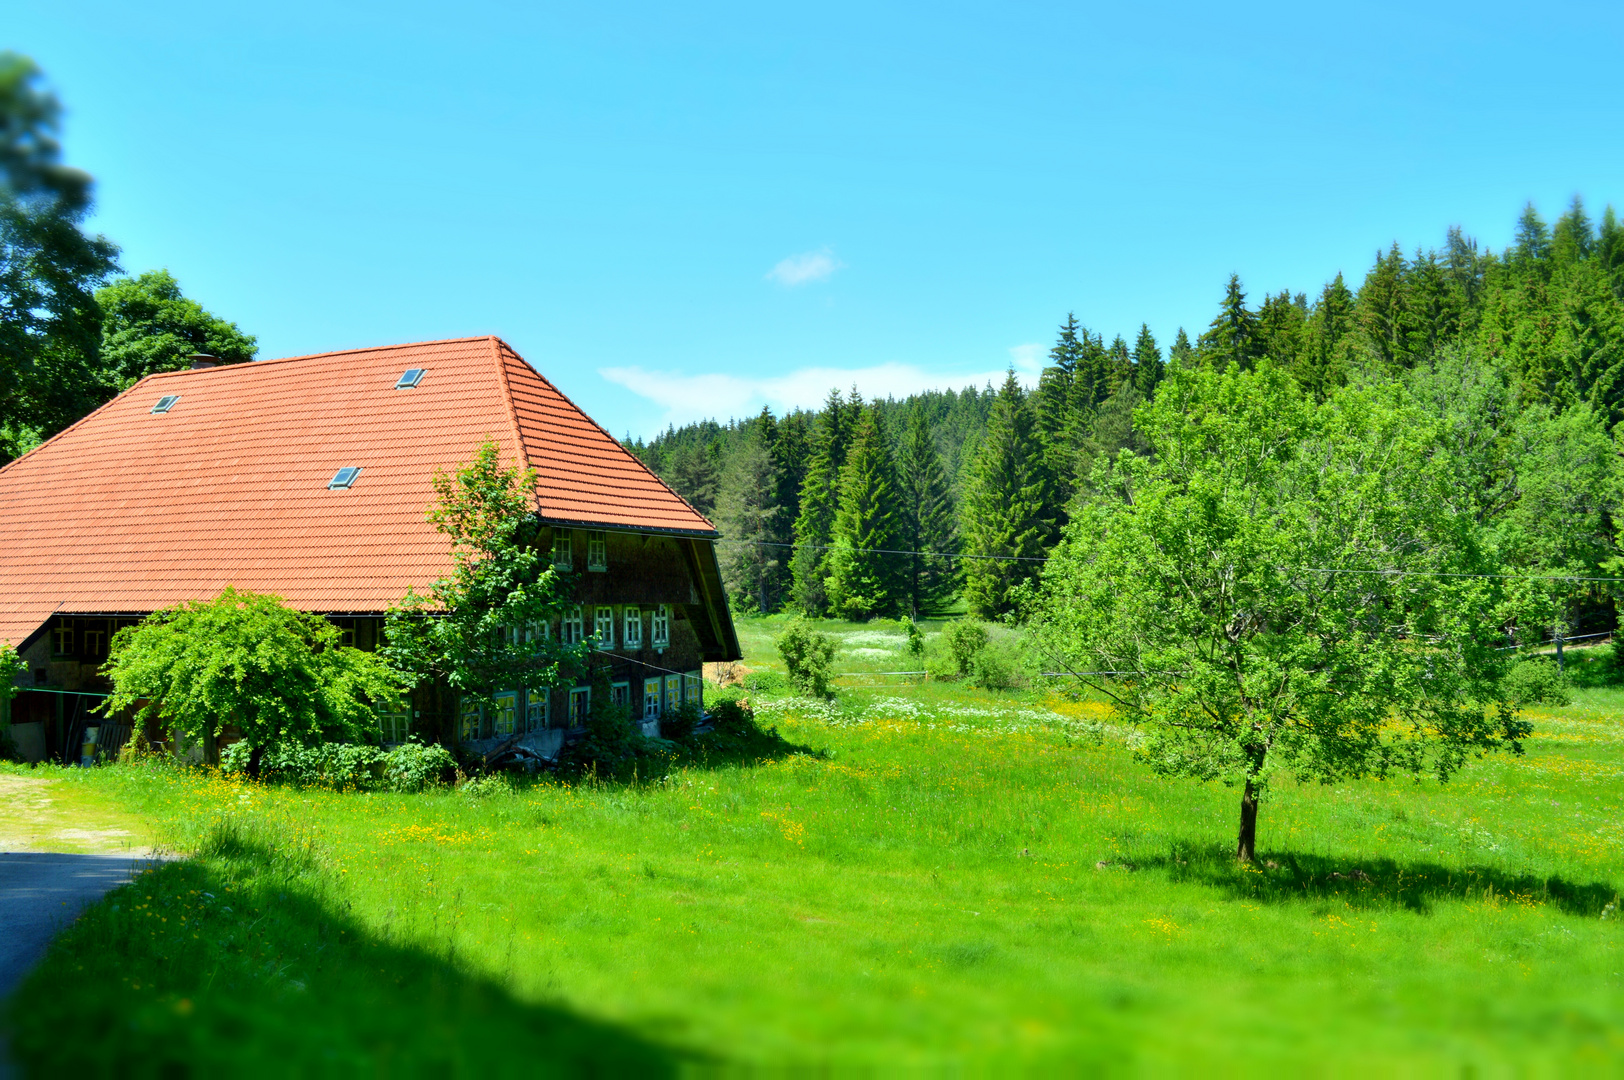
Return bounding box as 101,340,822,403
1198,274,1260,370
1297,274,1354,401
664,440,720,519
1256,290,1307,369
898,410,957,616
1132,323,1164,399
1106,335,1133,398
715,427,781,614
1168,327,1195,371
960,371,1053,618
790,389,855,614
824,405,906,620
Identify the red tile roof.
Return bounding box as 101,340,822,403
0,336,712,647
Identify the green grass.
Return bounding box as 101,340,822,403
6,625,1623,1073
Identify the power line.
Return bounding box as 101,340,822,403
712,538,1047,563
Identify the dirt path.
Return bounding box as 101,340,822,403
0,774,152,856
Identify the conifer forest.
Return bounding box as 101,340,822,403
630,197,1624,641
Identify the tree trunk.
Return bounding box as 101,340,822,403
1236,780,1259,862
247,743,265,780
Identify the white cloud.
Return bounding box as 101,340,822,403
1007,342,1045,377
765,247,844,286
601,353,1039,433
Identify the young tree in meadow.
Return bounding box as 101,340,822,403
897,410,958,617
715,426,781,614
1028,362,1526,862
384,441,587,739
95,270,257,390
825,405,907,619
102,589,400,776
960,371,1053,619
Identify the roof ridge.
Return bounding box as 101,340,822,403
497,341,716,532
487,337,539,512
0,376,154,478
144,335,506,381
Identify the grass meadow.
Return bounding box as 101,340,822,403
4,619,1622,1073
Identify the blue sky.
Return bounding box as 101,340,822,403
12,1,1624,437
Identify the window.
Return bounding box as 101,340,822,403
523,620,550,655
665,675,682,712
587,531,608,571
524,689,550,731
379,710,411,744
622,606,642,649
652,605,670,648
328,467,361,490
493,692,519,737
334,618,356,648
611,681,631,711
395,368,426,389
561,606,583,645
594,606,615,650
459,698,486,741
83,628,106,658
552,529,573,570
643,678,662,720
685,671,703,707
52,619,74,657
568,687,591,726
151,395,179,414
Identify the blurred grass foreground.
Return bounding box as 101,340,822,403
4,619,1623,1073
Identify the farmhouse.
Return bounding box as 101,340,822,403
0,336,740,764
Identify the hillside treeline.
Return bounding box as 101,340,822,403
631,197,1624,629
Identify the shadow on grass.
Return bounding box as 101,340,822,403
4,828,701,1077
1142,841,1621,918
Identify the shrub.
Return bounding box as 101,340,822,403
775,618,836,699
381,739,456,792
662,701,702,742
707,695,756,739
222,740,383,789
941,620,989,679
971,642,1019,690
1504,658,1571,707
743,670,788,694
903,617,925,660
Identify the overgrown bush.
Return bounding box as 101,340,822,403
661,701,702,742
903,617,925,660
941,620,989,678
775,618,836,698
1504,658,1571,707
221,740,382,789
380,739,456,791
556,660,647,778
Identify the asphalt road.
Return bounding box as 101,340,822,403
0,851,155,997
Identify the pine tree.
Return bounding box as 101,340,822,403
897,410,957,616
1355,244,1415,370
1168,327,1195,371
715,427,781,614
1552,195,1594,266
1132,323,1164,399
1106,335,1133,398
664,440,719,519
1198,274,1260,370
1513,202,1553,270
1256,290,1307,369
790,389,856,614
1297,273,1354,401
825,406,907,620
1034,314,1083,450
960,371,1053,618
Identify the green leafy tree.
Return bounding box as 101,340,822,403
102,589,400,776
825,405,907,620
383,441,586,736
897,410,958,616
715,426,781,613
95,270,256,390
1029,362,1526,862
0,52,120,463
0,641,22,731
960,371,1053,618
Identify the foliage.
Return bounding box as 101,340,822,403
1029,362,1527,861
0,640,21,706
101,589,400,774
960,371,1053,618
221,740,382,790
661,701,702,742
95,269,256,390
775,618,836,698
1502,659,1571,707
0,52,120,464
383,441,586,729
825,405,908,619
380,739,457,792
714,424,780,613
897,410,958,616
940,619,989,679
791,388,860,614
903,616,925,659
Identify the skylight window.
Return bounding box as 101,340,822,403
151,395,180,414
328,467,361,490
395,369,426,389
